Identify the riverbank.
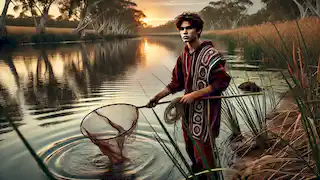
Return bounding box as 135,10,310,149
142,17,320,66
0,26,139,48
201,18,319,179
229,89,319,179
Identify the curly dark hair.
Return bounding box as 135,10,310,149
174,12,204,37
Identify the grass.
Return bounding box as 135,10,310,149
223,18,320,179
203,17,320,67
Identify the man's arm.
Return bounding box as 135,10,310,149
180,63,231,104
147,87,171,108
147,56,185,107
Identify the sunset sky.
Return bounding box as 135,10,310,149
1,0,264,27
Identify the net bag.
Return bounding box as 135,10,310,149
80,104,138,164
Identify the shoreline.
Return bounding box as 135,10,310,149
1,33,140,48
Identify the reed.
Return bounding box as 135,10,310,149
230,18,320,179
205,17,320,67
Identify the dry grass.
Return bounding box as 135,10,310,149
232,101,316,180
204,17,320,55
230,47,320,179
6,26,95,35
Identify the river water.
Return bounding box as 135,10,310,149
0,37,288,180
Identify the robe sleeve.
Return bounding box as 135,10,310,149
208,59,231,94
166,56,185,94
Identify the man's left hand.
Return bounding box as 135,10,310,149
180,92,199,104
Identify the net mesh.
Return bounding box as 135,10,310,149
80,104,138,164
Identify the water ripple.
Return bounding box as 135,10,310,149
39,132,183,180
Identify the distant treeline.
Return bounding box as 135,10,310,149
141,0,316,34
1,15,90,29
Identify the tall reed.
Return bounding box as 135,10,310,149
230,18,320,179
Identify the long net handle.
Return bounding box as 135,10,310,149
137,92,264,109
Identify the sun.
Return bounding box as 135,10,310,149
142,18,149,24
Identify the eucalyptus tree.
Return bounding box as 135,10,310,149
292,0,320,17
99,8,145,35
200,0,253,30
58,0,101,35
261,0,320,20
14,0,56,34
0,0,14,36
58,0,145,36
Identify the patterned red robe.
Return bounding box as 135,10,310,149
166,41,231,170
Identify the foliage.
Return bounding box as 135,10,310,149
141,0,319,32
58,0,145,35
199,0,253,30
1,15,81,28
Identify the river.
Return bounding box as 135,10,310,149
0,36,288,180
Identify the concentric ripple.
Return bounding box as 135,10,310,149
38,132,182,180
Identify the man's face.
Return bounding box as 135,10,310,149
179,21,199,43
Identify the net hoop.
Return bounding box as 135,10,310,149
80,103,139,141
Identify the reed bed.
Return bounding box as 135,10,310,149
221,18,320,179
204,17,320,64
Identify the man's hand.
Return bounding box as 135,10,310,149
147,87,172,108
147,96,160,108
180,92,200,104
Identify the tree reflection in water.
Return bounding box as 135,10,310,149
0,39,141,132
0,82,24,134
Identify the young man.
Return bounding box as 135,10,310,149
147,12,231,179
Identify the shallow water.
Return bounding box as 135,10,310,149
0,37,288,180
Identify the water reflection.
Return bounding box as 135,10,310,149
0,39,142,132
0,82,24,134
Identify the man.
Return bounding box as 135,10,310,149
147,12,231,179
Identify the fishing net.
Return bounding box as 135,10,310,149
80,104,138,164
80,100,186,164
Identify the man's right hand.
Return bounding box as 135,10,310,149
146,87,171,108
147,96,160,108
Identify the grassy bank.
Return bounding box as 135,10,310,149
207,17,320,179
202,17,320,66
0,26,139,48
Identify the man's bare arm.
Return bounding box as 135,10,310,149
155,87,172,100
147,87,172,107
180,85,213,104
192,85,213,99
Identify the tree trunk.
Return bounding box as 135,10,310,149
0,0,11,36
293,0,309,18
307,0,320,17
37,8,49,34
73,9,88,36
73,5,94,36
33,16,40,33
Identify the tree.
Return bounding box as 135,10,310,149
260,0,320,20
200,0,253,30
292,0,320,17
58,0,145,36
14,0,56,34
0,0,13,36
